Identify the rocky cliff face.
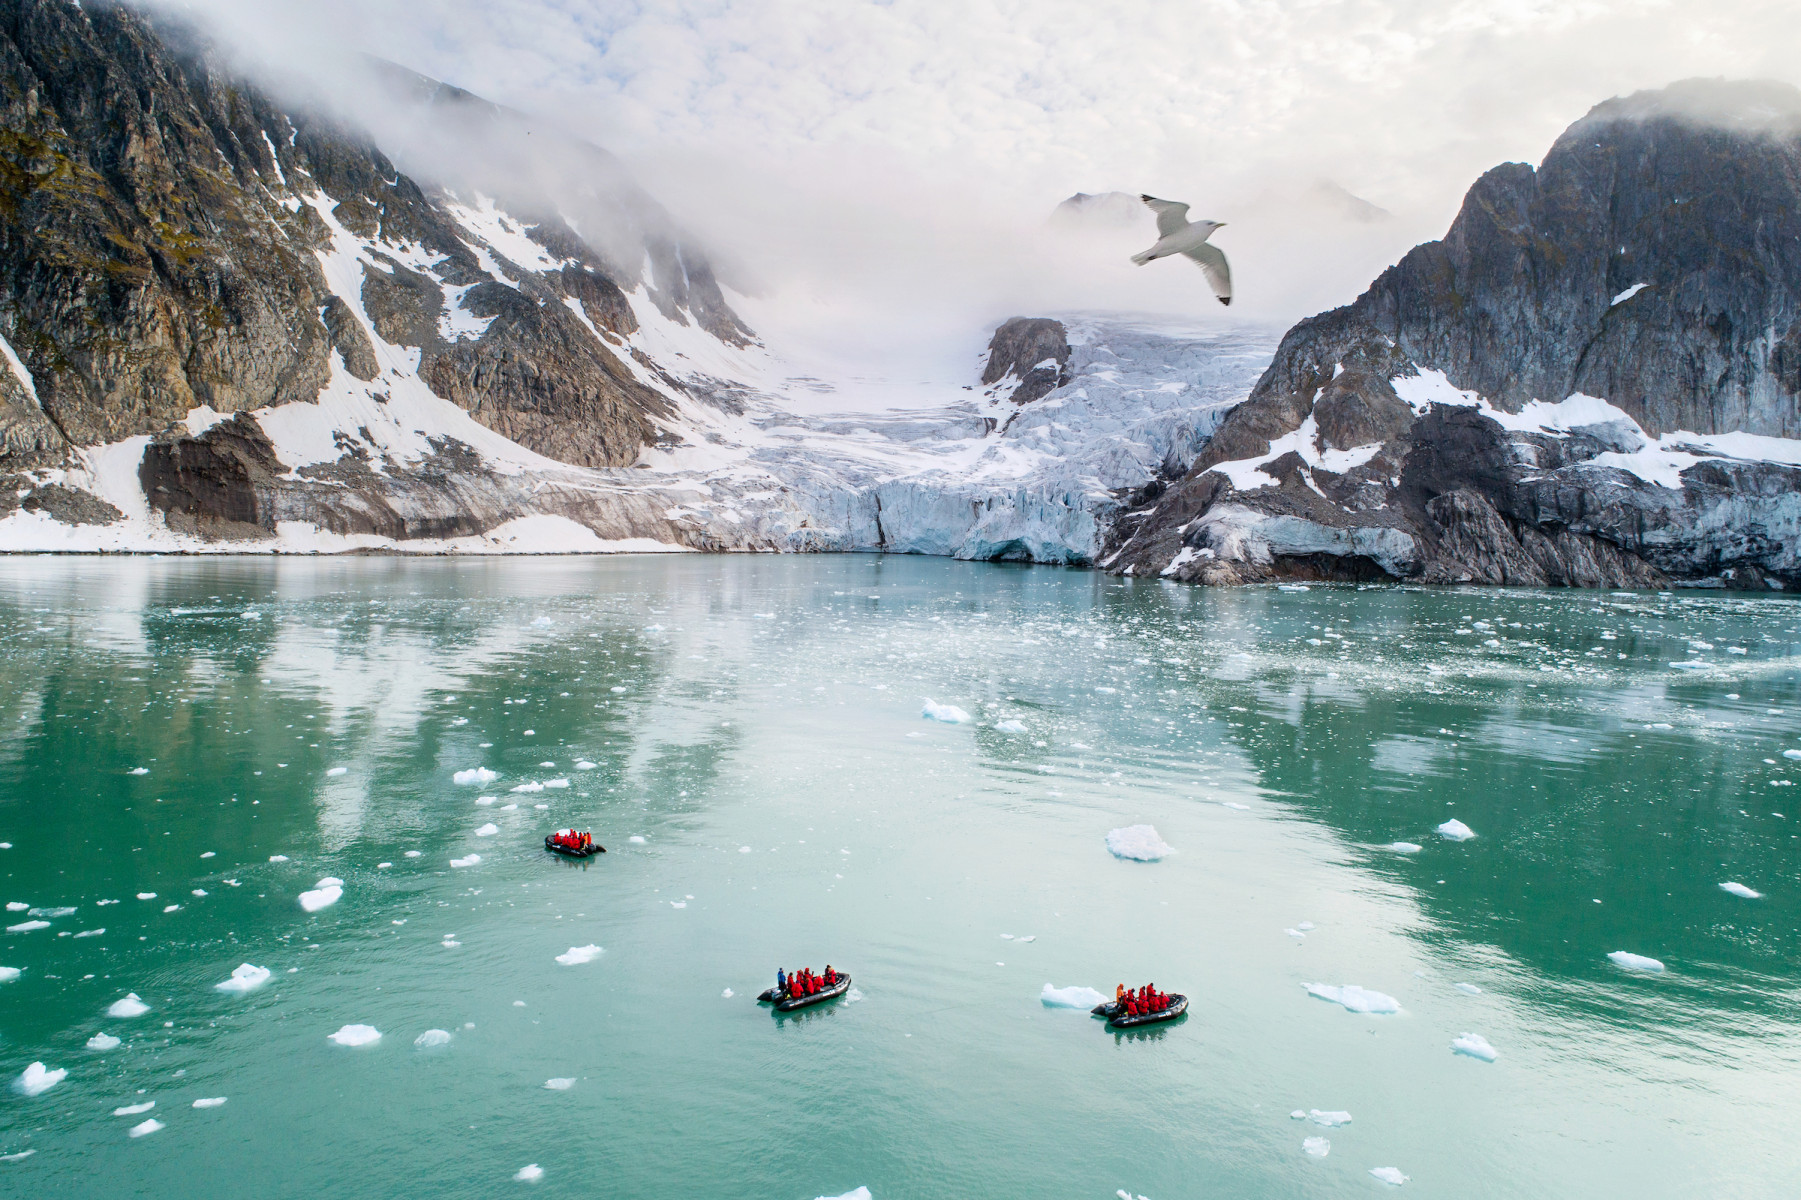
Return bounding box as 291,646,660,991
0,0,749,542
1108,80,1801,590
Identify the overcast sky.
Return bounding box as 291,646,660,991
168,0,1801,358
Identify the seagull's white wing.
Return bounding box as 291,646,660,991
1141,194,1190,238
1181,242,1232,306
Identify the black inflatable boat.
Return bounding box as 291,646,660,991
1092,993,1187,1028
757,974,852,1011
544,835,605,857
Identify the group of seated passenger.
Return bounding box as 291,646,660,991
777,966,839,997
552,829,595,852
1115,983,1174,1016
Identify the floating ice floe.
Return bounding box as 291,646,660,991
1304,983,1400,1014
514,1164,544,1182
511,782,545,793
414,1029,452,1047
3,903,21,912
1285,928,1306,938
575,761,596,770
555,944,603,965
545,779,569,789
814,1190,870,1200
130,767,149,775
298,880,343,912
326,767,348,777
1454,982,1483,995
476,796,496,806
1608,951,1665,972
738,846,752,853
1306,1109,1352,1127
475,824,500,837
629,836,646,845
87,1033,120,1050
450,855,481,868
192,1097,226,1108
30,906,75,918
108,993,150,1018
0,967,18,982
921,699,971,723
1720,881,1763,899
1303,1137,1330,1157
5,920,48,932
115,1101,154,1115
12,1063,65,1096
994,720,1027,734
1222,801,1251,811
454,768,498,786
329,1024,382,1047
0,1149,34,1161
216,964,272,994
1041,983,1107,1008
1451,1032,1497,1061
268,855,289,863
1436,819,1476,841
1388,842,1423,854
1369,1167,1408,1186
1106,825,1173,861
128,1119,164,1138
722,988,734,998
544,1077,575,1090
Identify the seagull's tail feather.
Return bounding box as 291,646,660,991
1130,250,1155,266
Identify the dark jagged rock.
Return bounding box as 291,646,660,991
981,317,1071,405
1109,80,1801,590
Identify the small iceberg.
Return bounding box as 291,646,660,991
326,766,348,777
414,1029,452,1047
1608,951,1665,972
544,1077,575,1090
298,881,342,912
814,1190,871,1200
87,1033,121,1050
6,920,48,932
215,964,271,994
108,993,150,1018
1436,819,1476,841
12,1062,65,1096
328,1024,382,1046
1454,982,1483,995
475,823,500,837
555,944,603,965
994,720,1027,734
1307,1109,1352,1127
1388,842,1422,854
114,1101,154,1115
130,767,149,775
192,1097,227,1108
1302,1136,1330,1157
1106,825,1173,861
922,699,971,723
0,967,18,982
454,768,498,785
1040,983,1107,1009
1451,1032,1497,1061
128,1119,165,1138
450,855,481,868
514,1164,544,1182
1719,881,1762,899
1304,983,1400,1014
1369,1167,1408,1186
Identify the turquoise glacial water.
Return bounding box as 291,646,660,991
1,556,1799,1198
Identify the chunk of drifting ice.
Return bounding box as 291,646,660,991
0,967,19,982
114,1101,155,1115
555,944,602,965
1388,842,1423,853
216,964,272,994
88,1033,120,1050
5,920,48,932
475,824,499,837
130,767,149,775
414,1029,452,1047
129,1119,164,1138
922,699,971,723
326,767,348,777
814,1190,870,1200
511,782,544,794
476,796,496,806
192,1097,226,1108
1369,1167,1407,1185
1106,825,1173,861
405,850,421,858
722,988,734,998
3,903,21,911
1720,882,1762,899
108,993,150,1018
515,1164,544,1182
575,761,597,770
544,779,569,789
1303,1136,1330,1157
328,1024,382,1046
137,892,157,899
454,768,498,786
1454,982,1483,995
544,1078,575,1090
1304,983,1400,1014
1436,819,1475,841
268,855,288,863
1784,749,1801,760
1285,928,1306,938
13,1063,65,1096
1452,1032,1497,1061
629,836,646,845
1308,1109,1352,1127
0,1150,33,1161
1608,951,1665,972
449,855,481,868
298,884,342,912
1041,983,1107,1008
994,720,1027,734
1222,801,1251,811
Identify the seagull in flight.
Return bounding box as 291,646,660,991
1130,194,1231,305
